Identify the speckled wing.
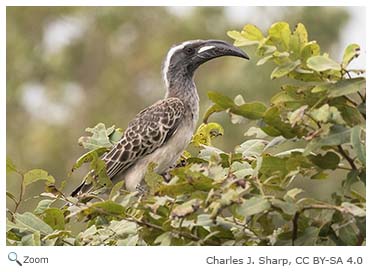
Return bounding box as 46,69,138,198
103,97,185,179
71,98,185,196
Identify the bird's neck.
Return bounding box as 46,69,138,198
165,73,199,119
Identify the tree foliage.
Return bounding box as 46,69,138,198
6,22,365,246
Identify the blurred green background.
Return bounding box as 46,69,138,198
6,6,365,211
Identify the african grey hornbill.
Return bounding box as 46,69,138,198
71,39,249,196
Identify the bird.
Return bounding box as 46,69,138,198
71,39,249,197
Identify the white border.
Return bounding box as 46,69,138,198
1,1,374,272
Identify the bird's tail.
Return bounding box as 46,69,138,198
70,170,95,197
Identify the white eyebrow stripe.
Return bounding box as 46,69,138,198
198,45,215,53
163,41,191,88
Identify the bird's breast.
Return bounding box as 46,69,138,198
123,115,197,191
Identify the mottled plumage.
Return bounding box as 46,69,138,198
104,98,184,180
71,39,248,196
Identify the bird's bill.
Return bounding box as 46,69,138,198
196,40,250,61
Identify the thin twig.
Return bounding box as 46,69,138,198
128,216,219,245
357,91,365,103
305,113,321,129
337,145,357,171
344,96,358,107
14,173,25,215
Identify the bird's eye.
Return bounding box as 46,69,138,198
184,46,194,55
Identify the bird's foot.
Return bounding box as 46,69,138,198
135,183,148,196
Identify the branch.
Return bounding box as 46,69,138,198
337,145,357,171
292,204,346,245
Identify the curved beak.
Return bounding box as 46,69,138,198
196,40,250,62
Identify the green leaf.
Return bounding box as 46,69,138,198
89,201,125,215
23,169,55,186
6,191,18,205
6,157,18,174
14,212,53,235
327,78,365,98
231,161,254,179
203,104,224,123
244,127,268,138
283,188,304,202
7,218,28,232
43,208,65,230
304,126,351,155
342,43,360,68
307,55,341,72
237,196,270,217
333,222,359,245
43,230,71,242
34,199,55,215
78,123,116,150
117,234,139,246
242,24,264,41
310,104,345,125
336,103,363,127
227,30,259,47
311,83,330,93
268,22,291,50
144,163,165,195
271,198,297,215
257,43,277,56
192,123,224,147
308,151,340,170
207,91,235,109
290,23,308,56
235,139,267,158
271,60,301,79
22,232,41,246
109,220,138,237
358,102,366,116
231,102,267,120
72,147,108,171
301,41,320,62
341,202,365,217
108,127,124,145
157,167,216,196
351,126,366,165
263,106,298,138
311,171,329,180
294,227,319,246
257,54,273,66
109,181,125,201
154,232,172,246
196,214,215,227
171,199,201,218
288,105,308,127
343,170,360,191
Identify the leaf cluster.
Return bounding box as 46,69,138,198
6,22,365,246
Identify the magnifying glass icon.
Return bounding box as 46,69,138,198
8,252,22,266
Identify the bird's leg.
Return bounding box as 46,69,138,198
175,157,188,168
161,156,188,182
161,171,172,182
135,182,148,196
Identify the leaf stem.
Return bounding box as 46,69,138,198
13,173,25,215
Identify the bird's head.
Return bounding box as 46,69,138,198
163,39,249,88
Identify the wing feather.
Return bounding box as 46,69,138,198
71,97,185,196
103,97,185,180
